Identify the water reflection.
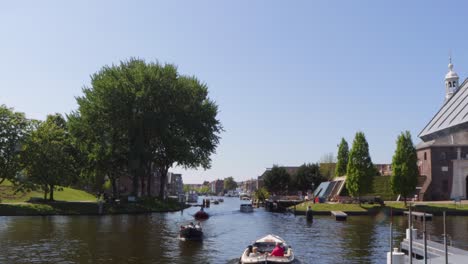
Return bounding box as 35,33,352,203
0,198,467,264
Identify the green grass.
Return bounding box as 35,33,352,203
0,180,96,203
385,202,468,212
294,201,381,212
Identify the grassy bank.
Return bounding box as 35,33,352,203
0,199,188,216
0,180,96,203
1,180,187,216
292,201,468,216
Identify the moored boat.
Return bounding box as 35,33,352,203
240,203,254,213
179,222,203,240
239,234,294,264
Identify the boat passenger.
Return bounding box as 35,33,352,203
249,247,259,257
270,242,284,257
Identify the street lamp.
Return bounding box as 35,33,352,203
311,183,316,204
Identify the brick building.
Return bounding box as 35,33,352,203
416,60,468,200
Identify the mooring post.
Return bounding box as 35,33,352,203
444,211,448,264
423,212,427,264
409,203,413,264
390,208,393,264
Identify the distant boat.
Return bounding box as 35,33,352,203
240,203,254,213
179,223,203,240
218,198,224,202
239,234,294,264
213,200,219,205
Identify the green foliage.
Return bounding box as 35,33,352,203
20,114,78,201
73,58,222,198
346,132,374,198
292,163,324,192
319,153,336,180
197,185,211,194
391,131,419,203
263,165,290,194
0,105,31,184
335,138,349,176
253,187,270,202
183,184,192,193
223,176,237,191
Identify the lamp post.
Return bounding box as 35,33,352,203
311,183,316,204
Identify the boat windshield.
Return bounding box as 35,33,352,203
253,242,276,253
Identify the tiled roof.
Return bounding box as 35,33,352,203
419,78,468,141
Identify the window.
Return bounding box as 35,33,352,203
424,152,427,160
440,152,446,160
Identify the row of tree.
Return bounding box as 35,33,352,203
262,163,326,194
0,58,222,200
335,131,418,203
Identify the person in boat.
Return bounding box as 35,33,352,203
269,242,284,257
189,222,194,227
249,247,259,257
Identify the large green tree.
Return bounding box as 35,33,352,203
21,114,77,201
335,138,349,176
292,163,324,192
346,132,374,200
0,105,31,184
263,165,290,194
391,131,419,205
74,58,222,199
223,176,237,191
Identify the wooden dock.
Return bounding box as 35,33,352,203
331,211,347,221
403,211,433,221
400,238,468,263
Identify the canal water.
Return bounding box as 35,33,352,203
0,197,467,264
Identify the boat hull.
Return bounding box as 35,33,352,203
179,227,203,240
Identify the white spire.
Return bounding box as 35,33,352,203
445,56,459,101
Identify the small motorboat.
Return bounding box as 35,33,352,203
194,208,209,220
240,234,294,264
213,200,219,205
218,198,224,202
240,203,254,213
179,222,203,240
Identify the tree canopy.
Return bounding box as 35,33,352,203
20,114,77,200
335,138,349,176
73,58,222,199
263,165,290,194
292,163,324,192
223,176,237,191
391,131,419,205
346,132,374,199
0,105,31,184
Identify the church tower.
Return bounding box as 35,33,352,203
445,57,459,100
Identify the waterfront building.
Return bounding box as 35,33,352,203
166,173,183,196
417,59,468,200
210,179,224,194
375,164,392,176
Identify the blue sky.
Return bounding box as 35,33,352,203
1,1,467,183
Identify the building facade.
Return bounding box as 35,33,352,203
417,60,468,200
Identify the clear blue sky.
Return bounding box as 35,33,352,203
1,1,467,183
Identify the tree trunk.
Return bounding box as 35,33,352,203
43,188,48,200
158,167,168,200
140,174,146,197
146,164,152,197
49,184,54,201
111,177,117,199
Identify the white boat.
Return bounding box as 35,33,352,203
240,234,294,264
240,203,254,213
